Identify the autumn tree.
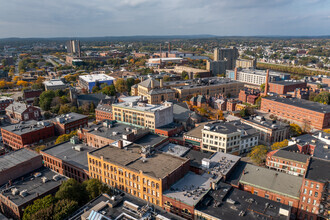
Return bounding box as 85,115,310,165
271,139,289,151
115,79,127,93
54,130,77,145
249,145,268,165
290,123,303,137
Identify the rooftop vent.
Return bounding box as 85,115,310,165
53,175,60,181
20,189,28,197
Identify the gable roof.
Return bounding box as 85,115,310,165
138,78,160,88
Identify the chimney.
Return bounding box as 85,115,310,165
118,140,123,149
151,79,155,89
264,69,270,96
160,79,163,88
234,68,238,80
168,42,171,54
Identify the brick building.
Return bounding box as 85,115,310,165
5,102,41,123
1,120,55,150
52,112,88,135
41,137,94,182
0,168,66,219
87,144,190,207
0,96,14,113
238,88,260,105
22,89,42,105
298,158,330,220
0,148,42,186
154,123,184,137
266,147,310,177
260,96,330,130
268,81,307,95
236,163,303,214
95,103,113,121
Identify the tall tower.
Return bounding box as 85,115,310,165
214,48,219,61
168,42,171,54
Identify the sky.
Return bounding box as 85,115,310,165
0,0,329,38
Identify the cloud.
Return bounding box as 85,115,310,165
0,0,329,37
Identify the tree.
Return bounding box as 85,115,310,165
55,130,77,145
271,139,289,151
115,79,127,93
39,90,55,111
90,102,95,113
83,179,111,201
313,91,330,105
248,145,268,165
102,84,116,96
126,78,135,93
260,83,265,92
43,111,52,119
23,195,55,220
55,179,88,205
58,104,71,115
239,108,249,117
290,123,303,137
92,85,100,93
181,71,188,80
163,75,170,81
17,80,29,87
53,199,78,220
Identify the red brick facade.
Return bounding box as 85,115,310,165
268,82,307,95
260,98,330,130
163,196,194,219
53,117,88,135
95,109,112,122
6,104,41,123
155,125,183,137
1,125,55,150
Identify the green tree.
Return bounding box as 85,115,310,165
271,139,289,151
126,78,135,93
181,71,188,80
115,79,127,93
248,145,268,165
39,90,55,111
163,75,171,82
43,111,52,119
313,91,330,104
55,130,77,145
58,104,71,115
53,199,78,220
55,179,88,205
83,179,111,200
92,85,100,93
239,108,249,117
23,195,55,220
102,84,116,96
260,83,265,92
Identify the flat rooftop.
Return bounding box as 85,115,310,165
237,69,290,77
196,182,290,220
89,145,188,179
173,78,241,90
273,148,310,163
1,120,53,135
263,96,330,113
183,149,213,168
113,101,171,113
134,133,167,147
160,143,190,157
79,74,115,82
53,112,88,125
269,80,306,86
184,122,209,139
42,141,94,171
203,121,258,136
43,79,65,86
305,157,330,183
0,167,66,206
239,163,302,199
0,148,39,172
163,172,212,207
242,116,289,130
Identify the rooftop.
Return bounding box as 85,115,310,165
41,141,94,171
203,120,258,136
134,133,167,147
184,122,209,139
183,149,213,169
5,102,37,114
0,148,40,172
172,77,241,90
239,163,302,199
272,148,310,163
263,96,330,113
69,193,184,220
43,79,65,86
113,101,172,113
0,167,66,206
195,182,291,220
89,145,188,179
160,143,190,157
163,172,213,207
305,157,330,183
1,120,53,136
269,80,306,86
138,78,160,88
79,74,115,82
242,116,290,130
53,112,88,125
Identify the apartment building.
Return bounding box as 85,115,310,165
52,112,88,135
201,121,259,155
112,101,173,130
95,103,113,121
268,81,307,95
241,116,290,145
299,158,330,220
1,120,55,150
235,58,256,69
5,102,41,122
260,96,330,130
87,144,190,206
0,96,13,113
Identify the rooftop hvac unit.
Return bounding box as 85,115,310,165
11,188,19,196
41,177,48,183
20,189,28,197
53,175,60,181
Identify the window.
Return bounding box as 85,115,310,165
310,183,314,188
316,184,319,190
314,192,318,197
307,198,311,204
305,181,308,186
276,198,281,202
304,189,307,194
302,196,306,202
313,200,316,205
288,201,293,206
309,190,313,196
265,194,269,199
253,191,258,195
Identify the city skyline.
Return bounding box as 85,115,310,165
0,0,329,38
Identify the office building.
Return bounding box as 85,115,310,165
201,121,259,155
0,168,66,219
241,116,290,145
112,101,173,130
87,144,190,206
5,102,41,123
78,74,115,93
1,120,55,150
260,96,330,130
43,79,67,91
214,47,239,70
66,40,81,57
41,137,94,182
95,102,113,121
52,112,88,135
268,80,307,95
